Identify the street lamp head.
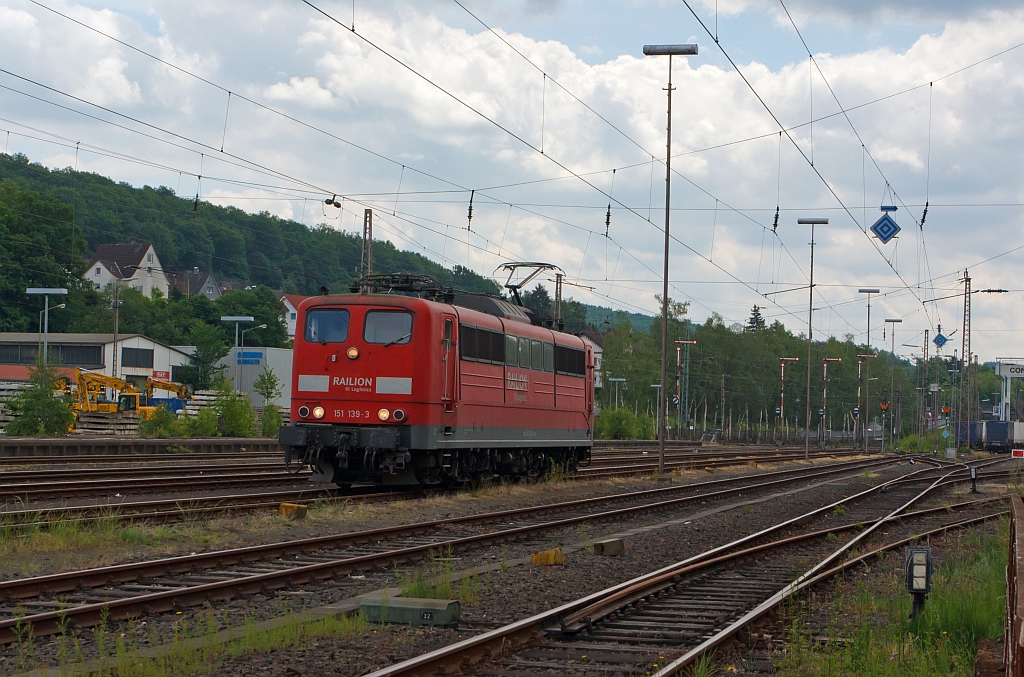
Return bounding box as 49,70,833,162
858,288,880,294
643,44,698,56
885,318,903,323
26,288,68,295
797,218,828,225
53,303,66,310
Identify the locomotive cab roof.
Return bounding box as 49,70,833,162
337,273,541,326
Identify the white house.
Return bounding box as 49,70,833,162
279,294,308,338
85,243,171,298
167,268,221,299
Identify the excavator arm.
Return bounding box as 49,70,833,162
145,378,192,400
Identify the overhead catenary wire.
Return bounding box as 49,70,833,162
775,0,939,325
680,0,933,328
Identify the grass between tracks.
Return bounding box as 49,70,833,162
773,519,1007,676
11,604,370,676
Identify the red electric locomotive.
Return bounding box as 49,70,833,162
279,273,594,486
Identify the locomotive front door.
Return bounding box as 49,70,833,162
441,315,458,432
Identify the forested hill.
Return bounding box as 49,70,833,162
0,153,501,297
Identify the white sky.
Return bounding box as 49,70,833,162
1,0,1023,362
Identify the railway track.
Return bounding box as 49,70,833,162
577,447,870,478
0,455,914,642
0,468,314,501
360,463,1007,677
0,446,876,519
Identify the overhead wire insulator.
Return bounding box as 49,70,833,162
772,206,779,233
920,201,928,230
605,204,611,238
467,189,474,231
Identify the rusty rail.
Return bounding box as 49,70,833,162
1007,494,1024,675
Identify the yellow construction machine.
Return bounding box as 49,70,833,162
72,368,192,420
73,367,133,414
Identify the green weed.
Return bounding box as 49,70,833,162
776,524,1007,676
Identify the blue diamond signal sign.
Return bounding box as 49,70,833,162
870,213,901,244
933,332,948,349
942,430,950,439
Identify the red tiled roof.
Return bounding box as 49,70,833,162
280,294,309,309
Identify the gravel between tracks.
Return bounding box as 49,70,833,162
0,455,873,580
3,457,953,676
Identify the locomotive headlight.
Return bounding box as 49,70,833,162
312,406,325,419
346,347,359,359
297,405,310,418
393,409,406,422
377,408,390,421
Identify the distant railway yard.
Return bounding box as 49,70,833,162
0,439,1018,676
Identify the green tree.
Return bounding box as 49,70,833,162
0,178,88,332
252,365,285,437
6,356,75,436
252,366,283,404
177,325,229,390
522,284,553,317
746,305,766,333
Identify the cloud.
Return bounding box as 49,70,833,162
264,76,334,107
696,0,1022,23
2,0,1024,358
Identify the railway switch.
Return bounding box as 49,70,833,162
904,546,933,617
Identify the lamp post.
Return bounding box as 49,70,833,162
822,357,841,447
26,288,68,364
779,357,800,443
221,315,255,391
642,42,698,475
858,289,880,450
885,318,902,452
797,217,827,459
675,339,697,440
608,377,625,410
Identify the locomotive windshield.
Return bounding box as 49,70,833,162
364,310,413,345
305,309,350,343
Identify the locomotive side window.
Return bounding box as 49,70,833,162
518,337,531,369
505,334,519,366
489,330,505,363
555,345,586,376
460,325,506,364
364,311,413,344
531,340,543,370
543,343,554,372
460,325,477,360
305,309,350,343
